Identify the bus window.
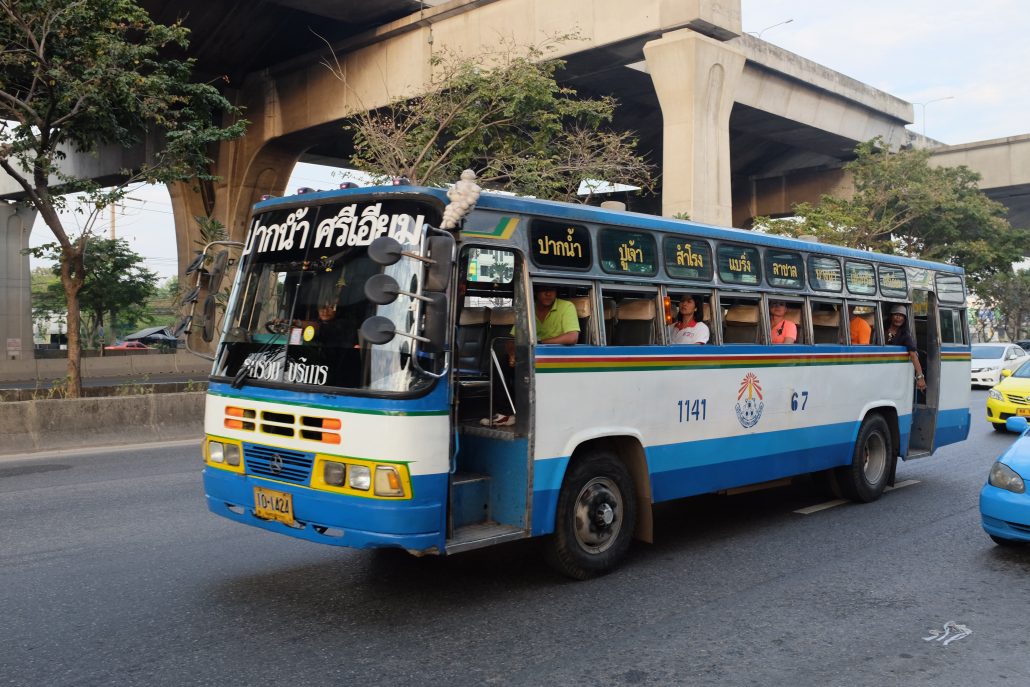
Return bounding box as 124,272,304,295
602,289,659,346
666,292,712,345
767,296,806,344
812,300,844,344
720,294,761,344
940,308,966,344
847,302,880,345
554,284,596,345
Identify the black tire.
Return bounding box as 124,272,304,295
992,422,1007,433
545,450,637,580
834,414,892,503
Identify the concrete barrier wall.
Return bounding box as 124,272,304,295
0,391,205,455
0,351,212,383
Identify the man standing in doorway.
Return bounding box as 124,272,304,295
886,305,927,392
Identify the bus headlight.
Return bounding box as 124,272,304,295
324,461,346,486
225,443,241,466
989,461,1026,493
375,466,404,497
208,441,225,463
349,465,371,490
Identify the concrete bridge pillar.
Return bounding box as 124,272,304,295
0,203,37,360
644,29,745,226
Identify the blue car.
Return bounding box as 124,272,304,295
980,416,1030,546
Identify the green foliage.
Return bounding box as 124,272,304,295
973,269,1030,340
30,238,158,345
0,0,246,394
342,36,654,202
755,138,1027,286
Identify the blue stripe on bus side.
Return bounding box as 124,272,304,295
530,415,916,536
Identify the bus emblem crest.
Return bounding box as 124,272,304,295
735,372,764,428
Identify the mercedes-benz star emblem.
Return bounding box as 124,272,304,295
269,453,284,475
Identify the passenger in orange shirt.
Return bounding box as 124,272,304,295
849,306,872,345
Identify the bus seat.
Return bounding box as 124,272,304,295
813,309,841,344
785,306,801,325
723,304,758,344
456,307,490,375
569,296,592,343
613,299,655,346
603,298,616,343
702,302,711,323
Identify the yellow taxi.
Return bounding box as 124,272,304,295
987,362,1030,431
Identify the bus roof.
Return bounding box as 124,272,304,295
253,184,965,275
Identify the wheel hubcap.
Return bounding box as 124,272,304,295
572,477,623,554
862,431,887,484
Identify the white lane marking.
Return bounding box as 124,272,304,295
794,499,848,515
923,621,972,645
794,480,922,514
0,438,201,463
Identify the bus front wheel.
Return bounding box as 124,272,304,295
835,414,891,503
546,450,637,580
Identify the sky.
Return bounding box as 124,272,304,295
29,0,1030,281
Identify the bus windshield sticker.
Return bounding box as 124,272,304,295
845,261,877,296
717,244,760,285
664,237,713,281
878,265,908,298
936,273,966,303
599,229,657,275
808,256,842,292
765,250,804,289
529,220,592,269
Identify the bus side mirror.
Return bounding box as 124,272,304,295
424,235,454,292
368,236,403,266
201,295,217,342
207,250,229,294
421,292,447,352
359,316,396,345
364,273,401,305
184,253,205,276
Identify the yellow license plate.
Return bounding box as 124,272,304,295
1018,409,1030,417
254,486,294,525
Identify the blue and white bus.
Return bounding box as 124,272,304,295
199,183,970,578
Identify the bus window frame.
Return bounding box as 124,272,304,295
718,290,764,345
662,288,715,345
808,255,844,293
715,243,762,287
662,236,715,283
765,294,807,344
764,249,806,291
845,299,882,346
599,283,661,346
530,277,599,346
810,297,846,345
844,259,878,297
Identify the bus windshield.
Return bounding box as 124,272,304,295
213,198,444,394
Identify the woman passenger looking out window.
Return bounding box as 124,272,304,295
667,296,709,345
769,299,797,344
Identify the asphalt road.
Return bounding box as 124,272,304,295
3,391,1029,686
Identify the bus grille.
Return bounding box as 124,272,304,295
244,444,313,485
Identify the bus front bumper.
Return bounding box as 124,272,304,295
203,467,447,553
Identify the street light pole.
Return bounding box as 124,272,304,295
915,96,954,137
749,18,794,39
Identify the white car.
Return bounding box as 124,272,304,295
971,343,1030,387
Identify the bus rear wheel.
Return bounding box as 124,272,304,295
546,450,637,580
835,414,892,503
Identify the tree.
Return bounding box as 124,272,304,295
333,36,654,201
0,0,246,395
31,238,158,347
755,139,1028,287
974,269,1030,342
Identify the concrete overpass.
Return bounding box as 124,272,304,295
1,0,1026,359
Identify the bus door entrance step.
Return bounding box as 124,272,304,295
451,472,490,528
446,522,526,554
